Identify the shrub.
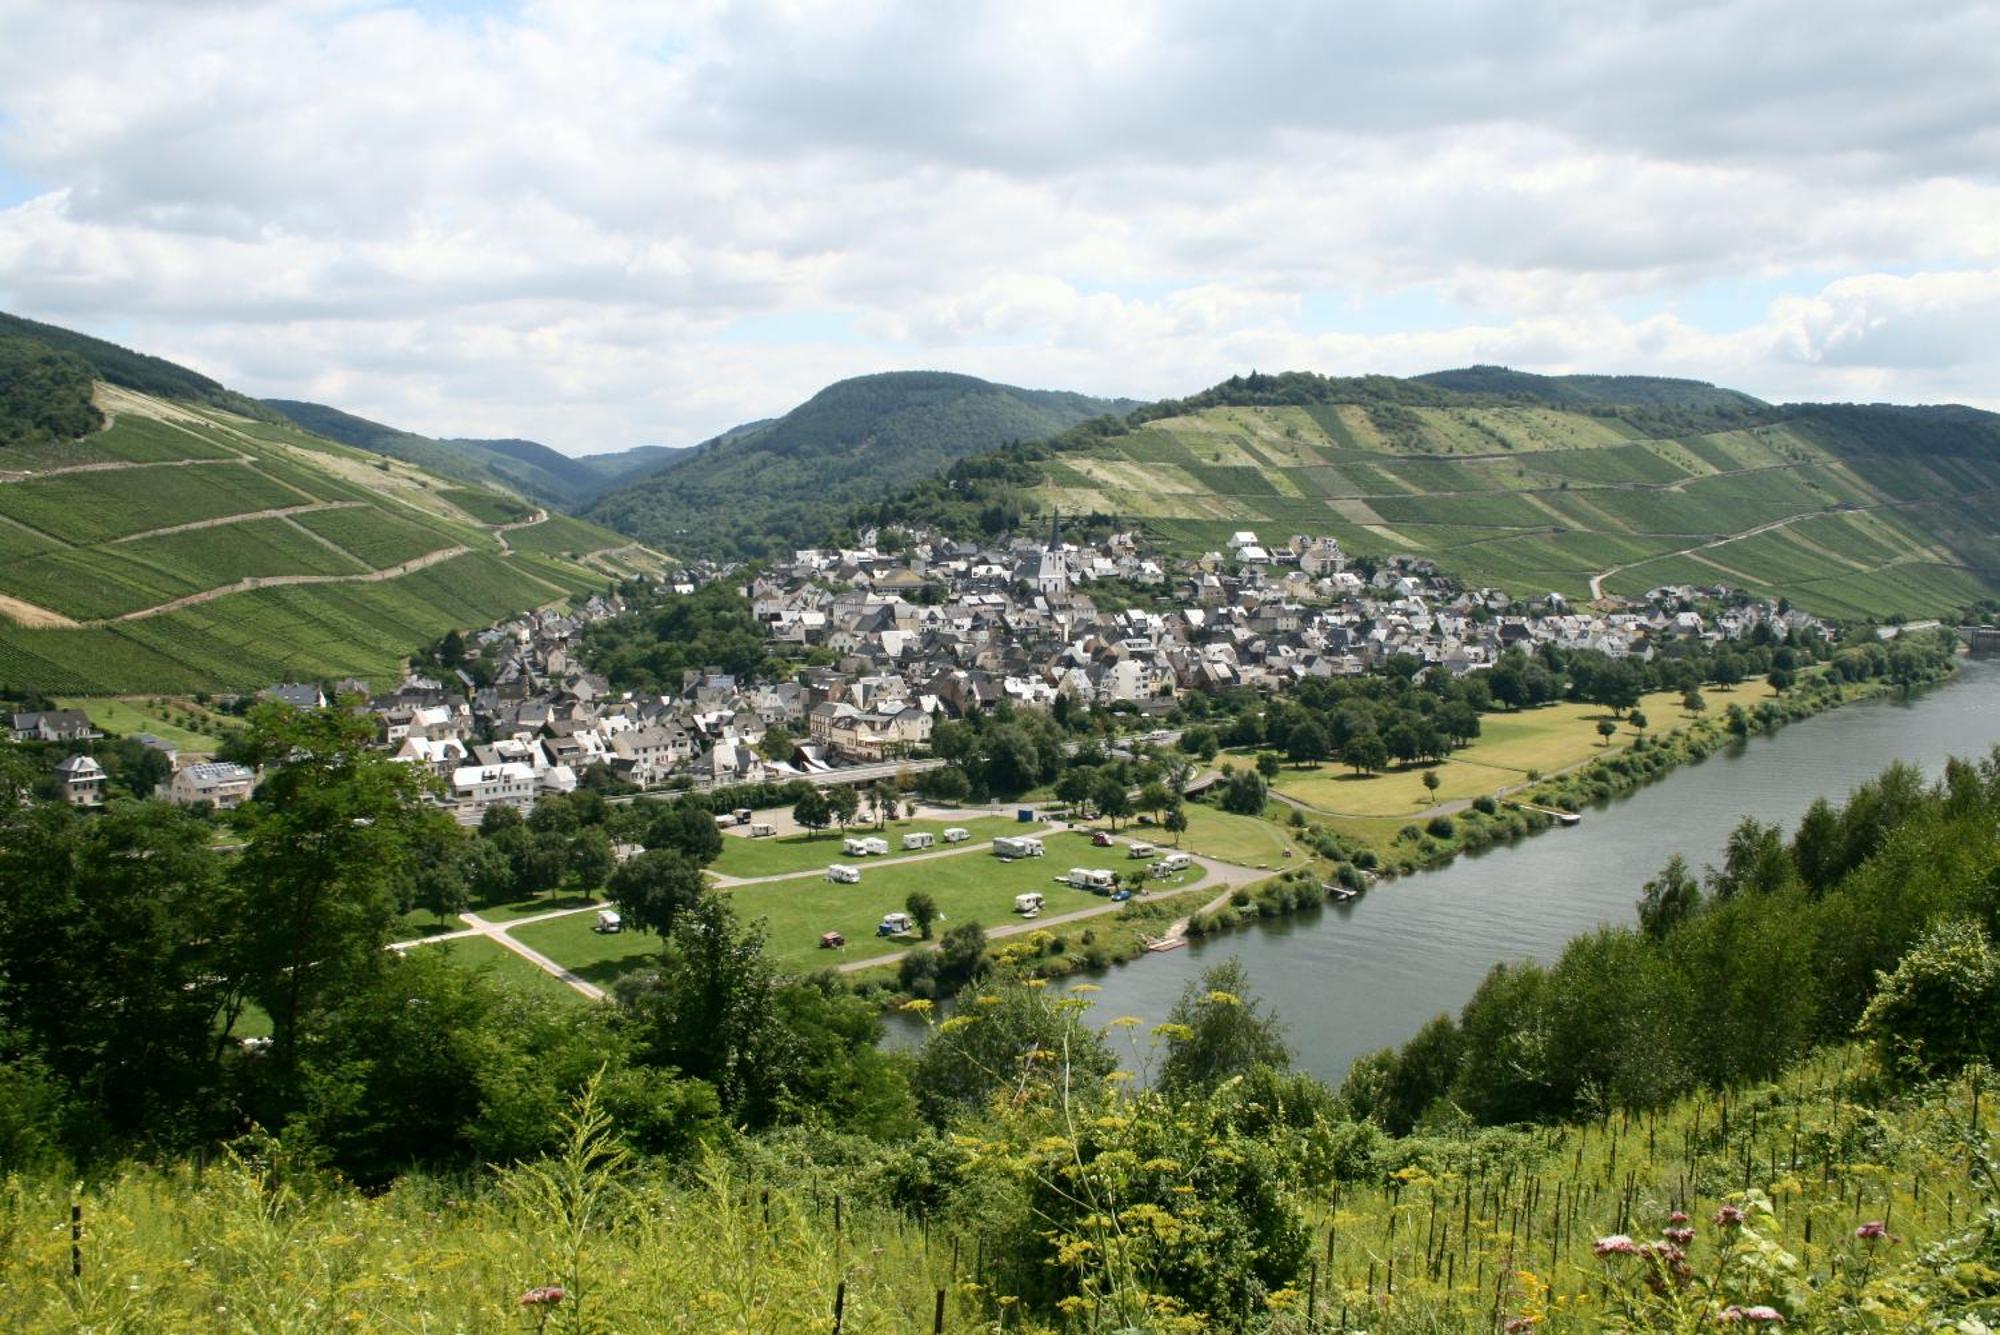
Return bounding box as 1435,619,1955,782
1426,815,1456,839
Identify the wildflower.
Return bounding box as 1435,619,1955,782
519,1287,566,1307
1593,1235,1638,1256
1667,1210,1690,1224
1854,1221,1895,1242
1719,1305,1785,1323
1504,1318,1539,1332
1663,1226,1695,1246
1712,1204,1747,1228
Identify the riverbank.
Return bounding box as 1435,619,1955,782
1182,656,1959,940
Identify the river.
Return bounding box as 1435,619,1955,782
887,657,2000,1086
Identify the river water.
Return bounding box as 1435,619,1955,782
887,658,2000,1086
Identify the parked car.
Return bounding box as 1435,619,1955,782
1091,831,1115,847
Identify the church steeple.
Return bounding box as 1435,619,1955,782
1047,506,1060,552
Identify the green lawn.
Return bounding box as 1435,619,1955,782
55,695,237,750
519,842,1209,983
471,892,604,924
711,815,1024,879
1158,803,1302,867
1270,684,1781,818
433,934,589,1004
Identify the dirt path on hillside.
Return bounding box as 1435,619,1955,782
108,501,366,545
492,510,547,555
0,591,81,629
109,545,469,622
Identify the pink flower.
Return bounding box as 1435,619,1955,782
1663,1225,1696,1246
1720,1305,1785,1323
519,1287,566,1307
1593,1234,1638,1256
1712,1204,1747,1228
1854,1221,1894,1242
1668,1210,1690,1224
1504,1319,1537,1333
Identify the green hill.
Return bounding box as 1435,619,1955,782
875,370,2000,620
582,370,1139,559
0,317,662,694
261,399,669,511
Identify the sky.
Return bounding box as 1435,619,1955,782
1,0,1998,455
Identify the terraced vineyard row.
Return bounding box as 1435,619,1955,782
1037,401,2000,614
0,386,660,691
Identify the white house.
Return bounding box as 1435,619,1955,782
450,762,537,821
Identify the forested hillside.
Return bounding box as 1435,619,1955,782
583,370,1137,559
0,315,660,693
863,369,2000,619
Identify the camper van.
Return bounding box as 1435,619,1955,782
1013,893,1045,917
593,909,623,934
1153,852,1194,878
732,808,754,826
1066,868,1116,892
877,911,915,937
1126,841,1157,860
825,863,862,884
842,835,890,857
901,831,935,851
748,822,777,838
942,827,970,843
993,835,1045,860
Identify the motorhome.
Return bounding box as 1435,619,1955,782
993,835,1045,860
1066,868,1116,892
942,827,970,843
731,808,754,825
594,909,623,934
877,911,915,937
842,835,890,857
1013,892,1045,916
901,831,935,851
825,863,862,884
1153,852,1194,877
748,822,777,838
1126,841,1157,859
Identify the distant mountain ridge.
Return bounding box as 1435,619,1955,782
1413,365,1768,412
582,370,1140,558
260,400,670,510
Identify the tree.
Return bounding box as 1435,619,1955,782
230,703,432,1069
568,825,616,891
1163,803,1189,847
1255,751,1281,780
1636,854,1701,940
792,789,832,837
1092,771,1133,830
827,784,860,830
905,891,940,940
1138,781,1175,824
1767,667,1796,693
1157,959,1289,1094
1054,767,1096,813
1859,919,2000,1078
1178,726,1219,761
1344,732,1388,775
910,981,1113,1125
1682,686,1706,718
1285,719,1327,768
408,820,471,925
1421,769,1441,801
607,849,706,937
1628,709,1648,735
1595,718,1618,746
647,801,724,865
869,780,895,829
459,835,516,906
1219,770,1267,816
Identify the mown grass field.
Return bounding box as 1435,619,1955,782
432,933,588,1004
711,815,1023,879
1035,400,2000,615
53,694,240,750
514,843,1209,982
1270,683,1779,819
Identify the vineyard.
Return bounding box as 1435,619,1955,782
0,386,654,692
1034,400,2000,617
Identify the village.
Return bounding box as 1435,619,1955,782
11,518,1835,821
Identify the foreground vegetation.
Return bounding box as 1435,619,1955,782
4,685,2000,1328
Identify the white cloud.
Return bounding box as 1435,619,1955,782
0,0,1996,450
